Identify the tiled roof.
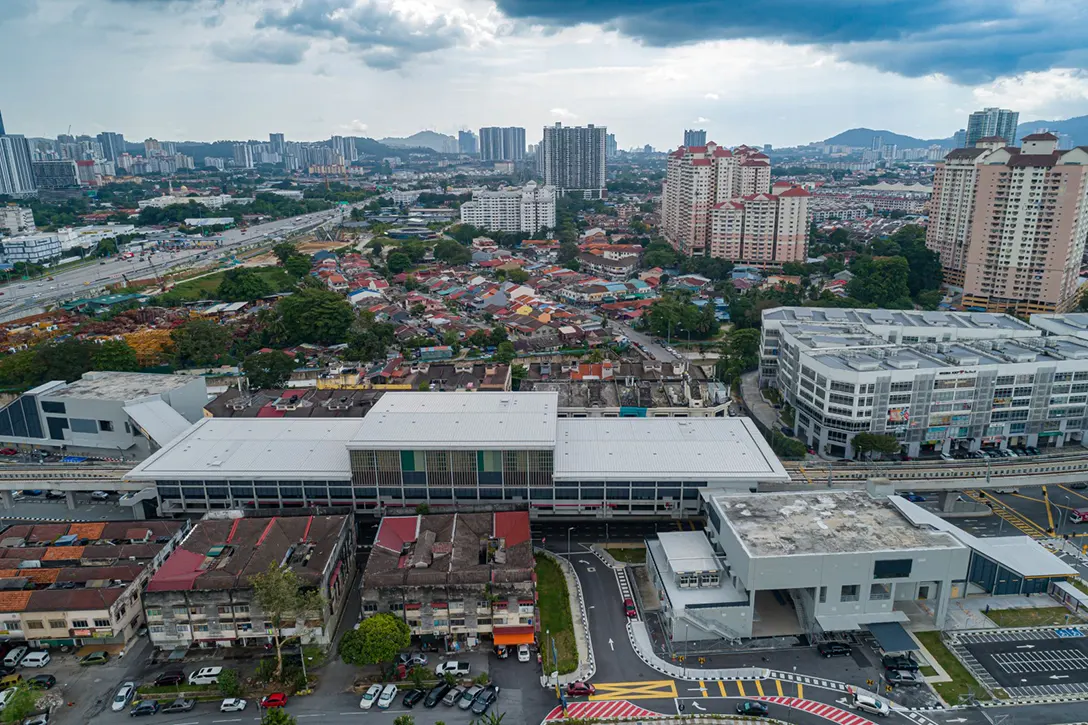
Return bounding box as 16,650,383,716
0,591,31,612
68,523,106,539
42,546,85,561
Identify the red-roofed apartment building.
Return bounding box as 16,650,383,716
361,512,535,650
142,514,355,651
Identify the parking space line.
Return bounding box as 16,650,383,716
797,683,803,699
718,681,727,697
776,680,783,696
735,680,746,697
755,680,764,696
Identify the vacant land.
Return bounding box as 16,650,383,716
604,545,646,563
167,265,296,301
984,606,1084,628
535,553,577,674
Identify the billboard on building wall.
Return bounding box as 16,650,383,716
887,407,910,427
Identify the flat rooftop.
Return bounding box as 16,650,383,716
40,371,195,400
349,391,558,450
554,418,789,482
710,490,962,557
126,418,364,481
1031,313,1088,339
764,306,1034,332
657,531,721,574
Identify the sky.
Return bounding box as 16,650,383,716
3,0,1088,149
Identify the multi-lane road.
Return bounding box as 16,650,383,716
0,206,346,321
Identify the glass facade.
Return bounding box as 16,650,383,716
967,552,1058,596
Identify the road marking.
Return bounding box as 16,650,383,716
797,683,803,699
692,702,706,711
754,679,764,696
699,680,708,697
718,681,728,697
590,680,678,701
735,680,745,697
776,680,783,696
212,720,242,723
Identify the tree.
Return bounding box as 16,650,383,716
243,351,296,389
217,669,242,697
92,340,140,372
852,432,902,460
284,254,312,277
642,242,677,269
847,256,912,308
716,328,761,386
345,311,396,363
272,242,299,264
433,239,472,265
275,288,354,345
393,716,415,725
387,251,411,275
217,268,273,302
263,709,298,725
511,364,527,390
36,340,94,382
507,268,529,284
339,613,410,667
0,349,44,388
0,684,37,723
492,341,516,364
251,563,326,681
172,319,230,367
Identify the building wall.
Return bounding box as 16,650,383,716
0,135,36,198
360,586,534,640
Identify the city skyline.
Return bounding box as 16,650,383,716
1,0,1086,149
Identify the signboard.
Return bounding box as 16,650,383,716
92,630,114,638
887,407,910,427
72,629,91,637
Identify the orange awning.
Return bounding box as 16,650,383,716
493,628,536,646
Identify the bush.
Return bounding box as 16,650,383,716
218,669,242,697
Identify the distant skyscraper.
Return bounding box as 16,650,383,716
232,143,254,169
540,123,607,200
478,127,525,161
96,132,125,163
966,107,1019,146
458,130,478,155
872,135,883,152
0,110,5,136
606,133,617,158
269,133,285,154
0,134,37,198
952,129,966,149
683,129,706,147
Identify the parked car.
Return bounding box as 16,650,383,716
0,675,21,691
19,652,49,668
129,700,159,717
424,682,450,708
881,652,919,671
1071,482,1088,490
0,449,17,456
442,686,465,706
359,684,383,710
471,685,499,715
853,693,890,717
737,701,769,716
458,685,483,710
402,689,425,708
623,597,637,618
112,682,136,712
517,644,531,662
495,645,509,659
817,642,852,658
79,651,109,666
0,690,14,710
259,693,288,708
219,698,247,712
161,698,196,713
886,669,924,687
377,684,398,710
902,493,926,503
566,682,596,697
26,675,55,690
1026,446,1041,455
3,648,27,668
22,714,48,725
154,671,185,686
188,667,222,685
398,652,428,667
90,491,110,501
435,661,470,677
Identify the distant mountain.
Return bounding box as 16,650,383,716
822,127,952,149
1017,115,1088,147
380,130,458,154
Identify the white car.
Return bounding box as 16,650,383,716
435,661,471,677
359,683,383,709
377,684,398,709
517,644,531,662
111,682,136,712
90,491,110,501
220,698,247,712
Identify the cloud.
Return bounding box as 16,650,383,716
694,116,710,123
491,0,1088,84
0,0,35,24
704,92,720,100
550,107,577,119
257,0,492,70
341,119,369,132
211,34,309,65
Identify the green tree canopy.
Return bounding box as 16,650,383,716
852,432,902,459
242,351,296,389
433,239,472,265
644,294,719,340
36,340,94,382
91,340,140,372
172,319,231,367
272,242,299,264
339,613,411,666
346,311,396,363
263,707,298,725
284,254,312,277
274,288,354,345
0,684,38,723
251,563,326,680
846,256,912,308
386,251,412,275
716,328,761,386
507,268,529,284
217,268,274,302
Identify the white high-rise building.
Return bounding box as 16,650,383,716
232,144,254,169
459,181,556,233
0,135,37,198
965,107,1019,147
540,123,607,200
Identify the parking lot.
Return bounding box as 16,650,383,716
953,628,1088,698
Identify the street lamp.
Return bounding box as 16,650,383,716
567,526,575,554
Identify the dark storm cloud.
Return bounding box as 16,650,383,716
492,0,1088,84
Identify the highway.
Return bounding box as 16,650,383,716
0,206,346,322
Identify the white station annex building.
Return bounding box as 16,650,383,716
126,391,790,517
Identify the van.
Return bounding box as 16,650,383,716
19,651,50,668
188,667,223,685
1070,508,1088,525
2,648,27,668
854,693,890,717
0,674,21,690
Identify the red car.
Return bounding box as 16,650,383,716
0,448,17,456
623,598,637,618
259,693,288,708
567,682,596,697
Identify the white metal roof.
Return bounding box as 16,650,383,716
123,400,192,447
889,496,1077,578
553,417,789,481
126,418,363,481
349,391,558,450
657,531,721,574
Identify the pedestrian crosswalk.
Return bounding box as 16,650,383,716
963,490,1048,539
588,677,806,701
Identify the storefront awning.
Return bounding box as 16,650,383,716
492,626,535,645
866,621,917,653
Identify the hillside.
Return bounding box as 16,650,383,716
380,130,458,153
822,127,952,149
1017,115,1088,147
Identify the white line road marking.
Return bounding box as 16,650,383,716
1016,644,1036,649
212,720,242,723
609,638,614,650
693,703,706,711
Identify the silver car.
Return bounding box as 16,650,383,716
458,685,482,710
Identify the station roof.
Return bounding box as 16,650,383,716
43,371,195,401
657,531,721,574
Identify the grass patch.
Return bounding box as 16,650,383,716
984,606,1084,628
919,666,938,677
603,546,646,563
165,265,297,302
136,683,218,696
914,630,989,704
1069,579,1088,596
535,553,578,675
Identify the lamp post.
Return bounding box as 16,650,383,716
567,526,575,555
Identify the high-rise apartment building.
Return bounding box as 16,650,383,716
662,142,805,265
684,129,706,147
269,133,285,154
458,130,478,155
927,134,1088,314
459,181,556,233
478,127,525,161
953,129,967,149
965,107,1019,147
540,123,607,200
0,135,37,198
232,144,254,169
31,160,80,189
96,132,125,163
606,133,618,159
0,110,5,136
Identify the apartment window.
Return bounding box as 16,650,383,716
362,602,378,614
149,625,165,634
48,620,66,629
172,607,187,617
217,606,232,615
99,420,114,432
870,583,892,601
818,587,827,604
234,604,250,614
451,619,466,627
188,607,202,615
433,619,448,628
71,619,88,628
94,618,110,628
146,608,161,617
840,585,860,603
26,621,44,630
194,624,209,632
